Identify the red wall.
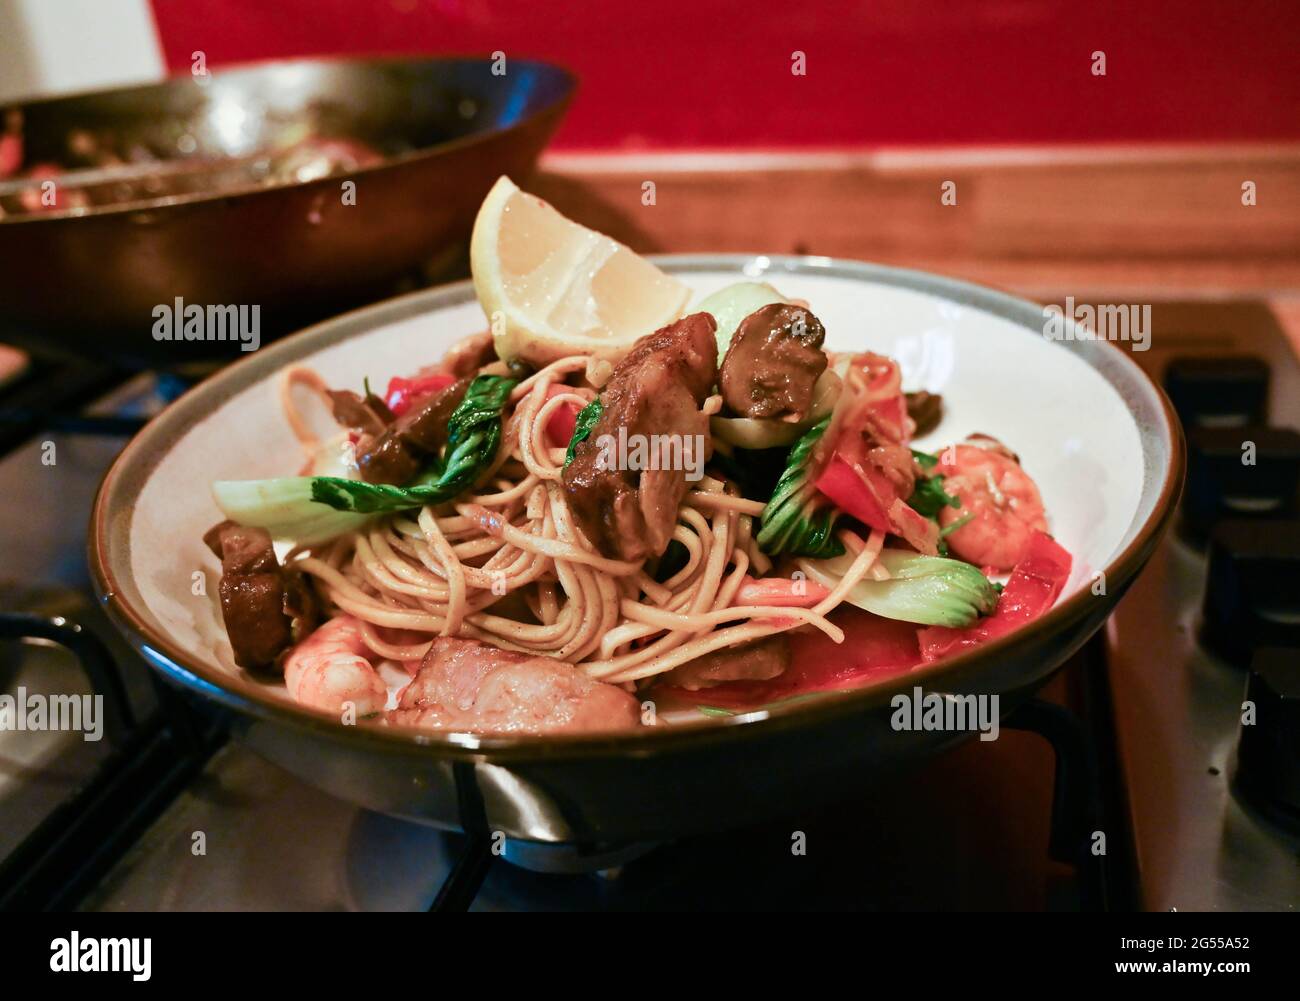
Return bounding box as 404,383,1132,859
149,0,1300,150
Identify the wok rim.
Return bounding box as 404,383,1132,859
0,53,576,226
89,254,1184,762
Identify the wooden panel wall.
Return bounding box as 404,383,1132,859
531,145,1300,300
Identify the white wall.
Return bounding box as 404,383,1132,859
0,0,164,102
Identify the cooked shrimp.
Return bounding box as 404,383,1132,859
937,440,1047,571
282,615,388,717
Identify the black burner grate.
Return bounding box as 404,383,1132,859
0,357,228,912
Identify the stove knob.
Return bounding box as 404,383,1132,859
1164,355,1269,428
1180,426,1300,543
1235,647,1300,828
1201,520,1300,667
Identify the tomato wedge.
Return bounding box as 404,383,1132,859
917,531,1072,662
543,384,583,447
813,453,894,534
384,370,456,416
812,352,931,543
813,452,938,553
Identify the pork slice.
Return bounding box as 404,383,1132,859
389,637,640,735
660,634,791,691
562,313,718,562
613,311,718,402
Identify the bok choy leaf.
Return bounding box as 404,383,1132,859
906,473,961,520
756,416,845,559
212,374,516,541
563,398,603,467
211,477,372,545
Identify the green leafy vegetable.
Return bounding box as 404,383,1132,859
935,511,975,557
906,473,961,519
756,416,845,559
564,398,603,467
939,512,974,537
798,548,998,628
212,375,516,538
904,451,962,552
309,374,516,513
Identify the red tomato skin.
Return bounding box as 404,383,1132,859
543,385,582,446
814,454,894,533
384,371,456,416
917,532,1071,662
654,532,1071,710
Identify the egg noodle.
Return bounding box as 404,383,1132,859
277,356,884,687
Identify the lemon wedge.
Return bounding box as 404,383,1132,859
470,176,690,367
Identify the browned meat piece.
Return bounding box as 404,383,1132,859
326,388,392,435
719,303,827,420
203,521,316,671
441,331,498,378
389,637,640,734
660,634,791,691
614,312,718,402
905,391,943,437
562,313,718,562
356,376,470,484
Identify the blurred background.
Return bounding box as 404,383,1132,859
1,0,1297,300
5,0,1294,149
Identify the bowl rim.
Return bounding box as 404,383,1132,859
0,54,576,225
89,253,1185,761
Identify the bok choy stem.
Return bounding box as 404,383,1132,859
798,548,997,628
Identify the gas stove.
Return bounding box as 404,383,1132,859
1099,301,1300,911
1,299,1297,912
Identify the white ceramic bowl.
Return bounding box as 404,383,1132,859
90,256,1183,841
